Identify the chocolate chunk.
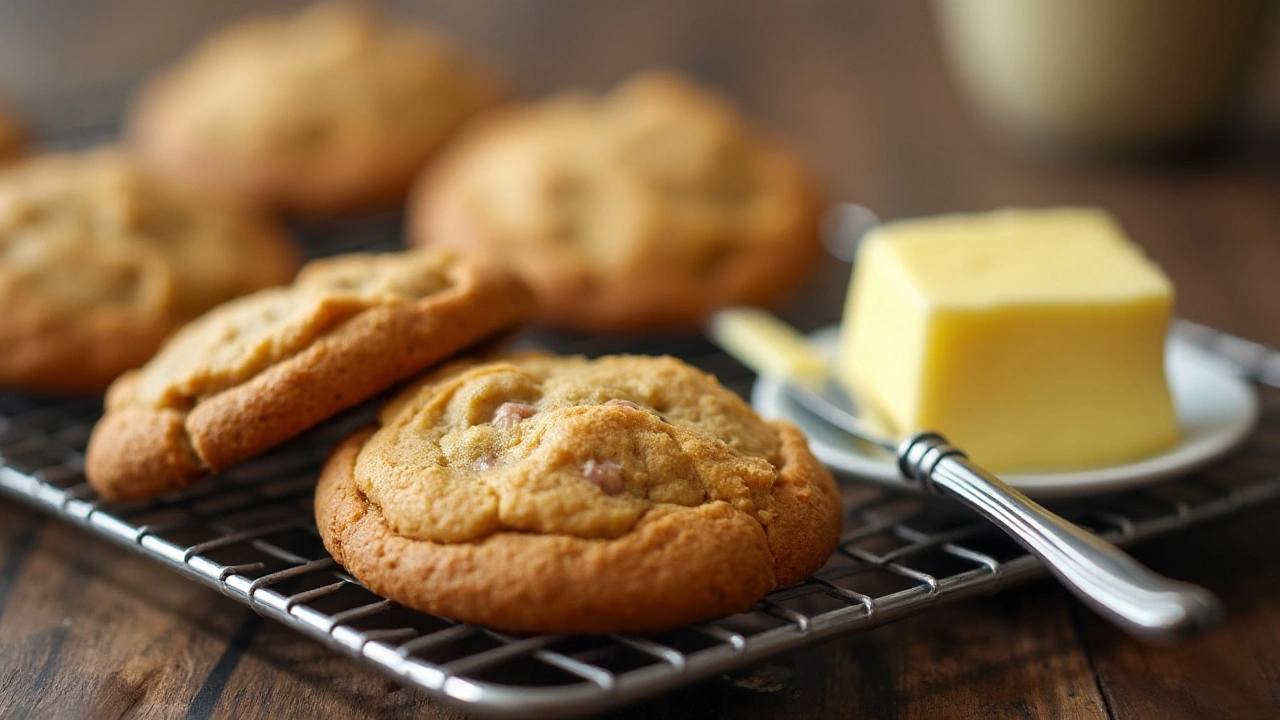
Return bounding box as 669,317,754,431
493,401,537,429
606,397,671,424
473,452,499,472
582,459,625,495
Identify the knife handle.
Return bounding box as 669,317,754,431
897,432,1223,643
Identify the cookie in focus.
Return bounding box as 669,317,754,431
0,147,300,393
86,249,534,501
316,353,843,633
410,71,825,333
129,1,506,215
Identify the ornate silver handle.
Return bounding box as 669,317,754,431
898,433,1223,642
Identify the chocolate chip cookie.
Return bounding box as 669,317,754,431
410,71,824,332
0,148,300,393
129,1,506,215
86,249,534,500
316,353,843,633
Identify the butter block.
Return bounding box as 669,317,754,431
838,207,1179,472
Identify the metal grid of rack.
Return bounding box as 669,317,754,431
3,103,1280,719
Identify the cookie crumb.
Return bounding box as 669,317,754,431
724,663,792,693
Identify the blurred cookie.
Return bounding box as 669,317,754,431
129,1,505,215
0,148,300,393
0,102,25,163
410,72,824,333
316,353,842,633
86,249,534,500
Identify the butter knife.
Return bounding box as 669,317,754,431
708,307,1223,643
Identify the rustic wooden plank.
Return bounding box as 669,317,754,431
603,584,1106,720
0,508,44,615
891,584,1109,720
1073,506,1280,720
203,616,453,720
0,501,244,719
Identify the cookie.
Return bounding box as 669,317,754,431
86,249,534,501
0,102,25,163
129,1,506,215
316,353,843,633
0,148,301,393
410,71,825,333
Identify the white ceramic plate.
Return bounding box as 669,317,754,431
751,326,1260,499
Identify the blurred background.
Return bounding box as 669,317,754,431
1,0,1279,331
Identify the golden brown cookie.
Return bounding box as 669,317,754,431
129,1,506,215
86,249,534,501
0,148,301,393
316,353,843,633
410,71,825,333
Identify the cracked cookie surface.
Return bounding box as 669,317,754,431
411,71,824,332
130,1,505,215
0,148,300,392
316,353,843,633
86,249,534,500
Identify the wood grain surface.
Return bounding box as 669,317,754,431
2,2,1280,718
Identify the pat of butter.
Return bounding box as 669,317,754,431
707,308,828,384
838,207,1179,472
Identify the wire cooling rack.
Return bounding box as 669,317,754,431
3,301,1280,720
3,106,1280,719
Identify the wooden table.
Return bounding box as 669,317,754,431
2,2,1280,718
